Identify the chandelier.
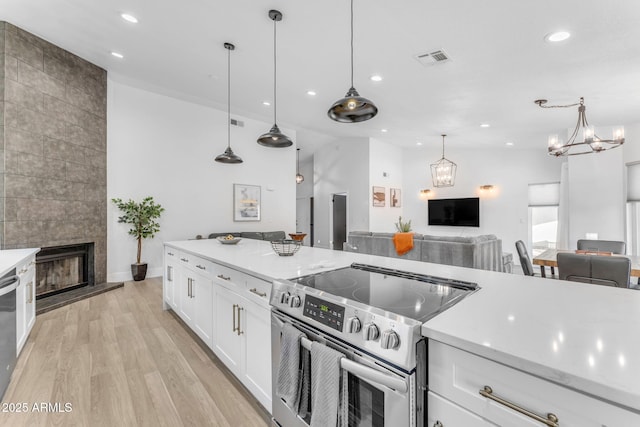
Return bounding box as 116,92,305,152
535,97,624,157
430,134,456,187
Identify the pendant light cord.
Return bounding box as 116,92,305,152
227,47,231,149
350,0,354,88
273,18,277,125
296,149,300,174
441,135,445,158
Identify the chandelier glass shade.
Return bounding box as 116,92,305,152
327,0,378,123
430,134,456,187
295,148,304,184
536,97,625,157
258,10,293,148
215,42,243,164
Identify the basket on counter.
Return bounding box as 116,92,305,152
270,239,301,257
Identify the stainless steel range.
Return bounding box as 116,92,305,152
270,263,478,427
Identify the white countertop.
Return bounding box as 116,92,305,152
0,248,40,276
166,238,640,412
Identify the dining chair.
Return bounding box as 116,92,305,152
557,252,631,288
515,240,535,276
576,239,626,255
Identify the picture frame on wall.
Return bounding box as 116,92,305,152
372,186,385,207
233,184,261,221
390,188,401,207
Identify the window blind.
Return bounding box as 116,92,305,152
528,182,560,206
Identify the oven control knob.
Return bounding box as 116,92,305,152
346,316,362,333
381,330,400,350
280,292,290,305
363,323,380,341
289,295,301,308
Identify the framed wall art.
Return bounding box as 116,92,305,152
390,188,401,207
233,184,261,221
372,186,385,207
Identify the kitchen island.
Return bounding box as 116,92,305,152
164,238,640,425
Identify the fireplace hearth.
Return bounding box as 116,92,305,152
36,243,95,299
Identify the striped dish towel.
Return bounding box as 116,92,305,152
276,323,304,410
310,342,345,427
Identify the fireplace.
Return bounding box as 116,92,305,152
35,243,95,299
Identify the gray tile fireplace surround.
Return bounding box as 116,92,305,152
0,22,108,297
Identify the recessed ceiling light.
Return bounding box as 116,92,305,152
545,31,571,42
506,142,514,146
480,123,490,128
416,142,423,146
262,101,271,106
307,90,317,96
111,51,124,59
120,13,138,24
381,129,388,133
370,75,383,82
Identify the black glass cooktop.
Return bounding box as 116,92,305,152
291,263,478,323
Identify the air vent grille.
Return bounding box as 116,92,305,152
415,49,451,66
230,118,244,127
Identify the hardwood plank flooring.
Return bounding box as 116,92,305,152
0,277,271,427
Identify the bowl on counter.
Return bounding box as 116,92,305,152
216,236,242,245
270,239,301,256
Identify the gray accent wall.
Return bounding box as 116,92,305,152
0,22,107,284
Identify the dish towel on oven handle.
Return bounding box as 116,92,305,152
276,322,304,411
310,341,346,427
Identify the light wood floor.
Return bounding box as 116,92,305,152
0,277,271,427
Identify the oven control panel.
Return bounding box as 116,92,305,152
303,295,345,332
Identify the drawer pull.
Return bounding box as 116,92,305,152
196,264,206,270
249,288,267,298
167,252,174,256
180,258,189,263
217,274,231,281
479,386,559,427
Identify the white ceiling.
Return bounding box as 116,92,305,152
2,0,640,159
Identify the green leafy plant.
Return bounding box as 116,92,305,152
395,216,412,232
112,196,165,264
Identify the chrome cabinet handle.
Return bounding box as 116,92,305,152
479,386,559,427
217,274,231,281
180,257,189,263
196,264,206,270
191,278,195,298
187,278,193,298
167,265,173,282
236,306,244,336
232,304,238,332
249,288,267,298
28,281,33,303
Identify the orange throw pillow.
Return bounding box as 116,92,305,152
393,232,414,256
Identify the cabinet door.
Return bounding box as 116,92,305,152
16,279,26,353
178,272,196,326
191,271,213,348
213,285,243,377
164,260,179,309
242,298,272,413
428,392,493,427
23,266,36,333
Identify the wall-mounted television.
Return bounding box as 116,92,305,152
428,197,480,227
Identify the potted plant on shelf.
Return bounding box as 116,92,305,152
112,196,165,281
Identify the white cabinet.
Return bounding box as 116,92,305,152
428,340,640,426
16,255,35,354
163,248,179,310
177,264,213,349
214,284,244,376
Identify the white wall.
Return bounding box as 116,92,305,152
623,122,640,164
107,79,296,281
295,157,314,245
402,146,561,259
369,138,404,231
313,138,370,249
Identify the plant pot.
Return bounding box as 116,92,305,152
131,263,148,281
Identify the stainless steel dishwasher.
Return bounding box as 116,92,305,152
0,268,19,400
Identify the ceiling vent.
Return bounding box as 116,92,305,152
414,48,451,66
230,118,244,127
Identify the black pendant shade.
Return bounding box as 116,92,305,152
328,87,378,123
258,10,292,148
328,0,378,123
215,42,243,164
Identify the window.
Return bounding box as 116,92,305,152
626,162,640,256
528,183,560,257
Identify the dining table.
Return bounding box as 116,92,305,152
532,248,640,278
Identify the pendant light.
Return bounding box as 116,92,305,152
430,134,456,187
257,10,292,148
295,148,304,184
215,42,243,164
328,0,378,123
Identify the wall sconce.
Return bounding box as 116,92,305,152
479,185,495,192
419,189,432,199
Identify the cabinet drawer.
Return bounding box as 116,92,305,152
178,252,213,275
428,391,492,427
428,340,639,427
212,263,246,290
165,247,180,259
245,274,271,303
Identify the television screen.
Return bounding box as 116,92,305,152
428,197,480,227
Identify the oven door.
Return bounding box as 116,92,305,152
271,310,415,427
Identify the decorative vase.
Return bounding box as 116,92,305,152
131,263,148,281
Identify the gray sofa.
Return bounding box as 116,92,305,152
345,231,507,272
196,231,286,241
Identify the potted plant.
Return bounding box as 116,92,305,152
112,196,165,281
